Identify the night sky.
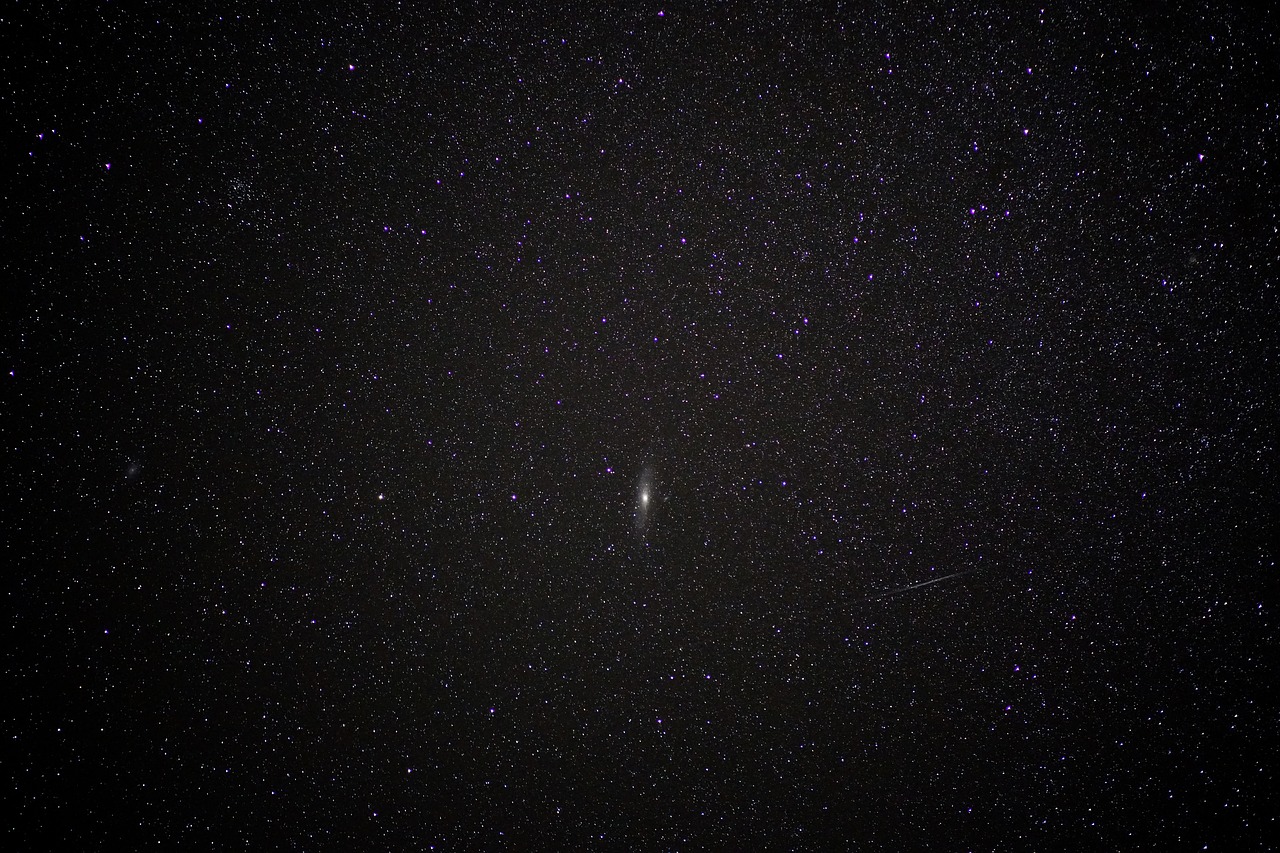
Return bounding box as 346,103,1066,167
5,3,1278,849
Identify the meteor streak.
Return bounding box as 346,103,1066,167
860,567,980,601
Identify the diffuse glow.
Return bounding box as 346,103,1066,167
635,465,656,537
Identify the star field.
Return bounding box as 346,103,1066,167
4,3,1278,848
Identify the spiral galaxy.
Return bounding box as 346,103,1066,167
635,465,656,538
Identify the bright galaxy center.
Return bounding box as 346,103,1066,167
635,466,656,538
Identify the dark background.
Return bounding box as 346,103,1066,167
4,2,1276,849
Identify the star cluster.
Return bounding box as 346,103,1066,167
5,3,1277,848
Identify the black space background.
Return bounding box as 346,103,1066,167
3,3,1278,849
